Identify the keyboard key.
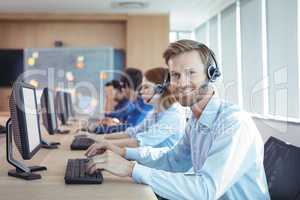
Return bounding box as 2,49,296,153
65,159,103,184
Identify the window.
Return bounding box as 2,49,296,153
169,31,193,43
178,32,192,40
195,23,208,45
221,4,239,105
209,16,219,60
240,0,264,114
169,32,178,43
266,0,299,118
193,0,300,121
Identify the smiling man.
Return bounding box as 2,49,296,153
85,40,270,200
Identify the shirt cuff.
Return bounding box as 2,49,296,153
125,148,141,161
132,163,152,184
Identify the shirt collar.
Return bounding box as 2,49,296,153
195,97,222,128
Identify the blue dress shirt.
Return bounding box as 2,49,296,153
126,96,153,126
105,98,133,122
95,96,153,134
125,102,186,148
125,97,270,200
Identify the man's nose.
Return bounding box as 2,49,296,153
178,73,190,88
139,88,145,95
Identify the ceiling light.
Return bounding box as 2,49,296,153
32,52,39,59
75,56,85,69
90,98,98,107
111,1,149,9
27,57,35,66
99,71,108,80
29,80,39,88
66,71,75,82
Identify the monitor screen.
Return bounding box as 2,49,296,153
65,92,74,118
47,90,57,130
22,87,41,152
56,91,68,124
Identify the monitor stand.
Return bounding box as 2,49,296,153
6,119,47,180
41,139,60,149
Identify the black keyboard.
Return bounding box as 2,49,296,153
65,159,103,184
70,136,95,150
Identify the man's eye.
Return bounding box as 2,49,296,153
171,73,180,79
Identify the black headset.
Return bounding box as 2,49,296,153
147,72,170,103
206,47,221,83
146,45,221,103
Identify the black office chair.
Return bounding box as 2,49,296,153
264,136,300,200
0,125,6,134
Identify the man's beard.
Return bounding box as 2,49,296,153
174,83,211,107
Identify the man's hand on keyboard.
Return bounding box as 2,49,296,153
86,150,134,177
85,140,126,158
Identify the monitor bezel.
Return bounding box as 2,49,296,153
41,88,58,134
64,92,74,119
55,91,68,125
14,82,42,160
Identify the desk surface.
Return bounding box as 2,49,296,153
0,116,157,200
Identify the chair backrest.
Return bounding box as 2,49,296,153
264,137,300,200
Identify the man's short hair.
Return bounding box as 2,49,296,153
163,39,212,68
105,80,122,91
120,68,143,91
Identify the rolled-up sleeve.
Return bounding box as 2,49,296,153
125,146,170,163
135,111,185,147
126,111,155,138
131,119,266,200
128,132,192,172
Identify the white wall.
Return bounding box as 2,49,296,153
253,117,300,147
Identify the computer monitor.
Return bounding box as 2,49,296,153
41,88,58,134
39,88,61,149
64,92,75,119
7,82,47,180
55,91,68,125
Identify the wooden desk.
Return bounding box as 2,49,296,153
0,116,157,200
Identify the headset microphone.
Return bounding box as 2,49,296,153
146,72,170,103
146,92,157,103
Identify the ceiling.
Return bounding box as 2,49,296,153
0,0,234,31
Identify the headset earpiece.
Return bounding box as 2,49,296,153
206,48,221,82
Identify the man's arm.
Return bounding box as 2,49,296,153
109,138,139,148
104,132,129,140
133,110,185,147
125,132,192,172
131,117,263,200
86,130,192,172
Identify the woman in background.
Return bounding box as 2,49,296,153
93,67,187,148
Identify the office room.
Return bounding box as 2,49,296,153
0,0,298,199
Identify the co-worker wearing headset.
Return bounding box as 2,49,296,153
91,67,186,148
94,68,153,134
85,40,270,200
